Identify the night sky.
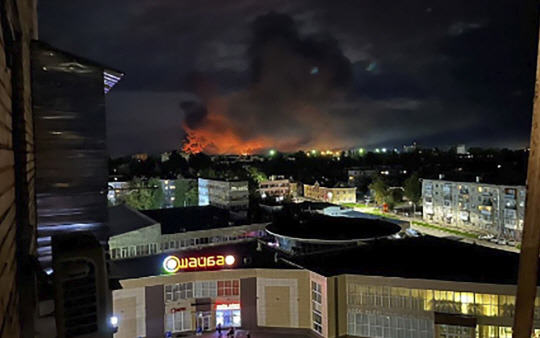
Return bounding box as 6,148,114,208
39,1,539,156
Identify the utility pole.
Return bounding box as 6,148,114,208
513,22,540,338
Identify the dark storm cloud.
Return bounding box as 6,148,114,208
39,0,539,155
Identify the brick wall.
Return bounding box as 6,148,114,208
0,1,37,337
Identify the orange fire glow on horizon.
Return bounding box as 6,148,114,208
182,97,273,155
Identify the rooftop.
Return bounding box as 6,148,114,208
141,206,233,234
267,214,401,241
111,236,537,286
108,204,157,236
289,236,532,285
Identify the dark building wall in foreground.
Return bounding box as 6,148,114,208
0,1,37,337
31,41,109,264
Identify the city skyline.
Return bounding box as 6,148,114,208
39,1,538,156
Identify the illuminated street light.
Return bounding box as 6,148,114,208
110,315,119,327
269,149,276,156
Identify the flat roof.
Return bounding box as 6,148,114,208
110,241,293,280
33,40,123,93
267,214,401,241
140,206,233,234
108,204,157,236
288,236,531,285
110,236,540,286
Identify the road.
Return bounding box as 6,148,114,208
352,206,520,254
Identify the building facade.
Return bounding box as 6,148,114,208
112,245,540,338
198,178,249,211
108,178,197,208
422,179,526,241
304,182,356,204
259,178,291,199
108,205,266,261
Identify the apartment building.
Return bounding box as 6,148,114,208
198,178,249,211
259,178,291,199
422,178,526,241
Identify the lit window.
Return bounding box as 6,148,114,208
312,281,323,334
218,280,240,296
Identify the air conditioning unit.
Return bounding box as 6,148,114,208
52,232,116,338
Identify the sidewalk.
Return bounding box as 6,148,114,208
179,329,311,338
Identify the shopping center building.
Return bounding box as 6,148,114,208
111,214,540,338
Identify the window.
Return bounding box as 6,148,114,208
165,282,193,302
312,281,323,334
165,310,191,332
218,280,240,296
136,244,149,256
347,311,433,338
195,281,217,298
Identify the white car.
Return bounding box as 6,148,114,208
405,228,421,237
497,238,507,245
479,234,494,240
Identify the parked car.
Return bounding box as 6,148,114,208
405,228,422,237
507,239,517,246
497,238,507,245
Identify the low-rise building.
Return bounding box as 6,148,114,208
112,229,540,338
422,178,526,241
108,205,266,260
303,181,356,204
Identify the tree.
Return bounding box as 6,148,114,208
246,166,268,183
123,177,165,210
403,173,421,204
369,176,389,205
173,178,198,207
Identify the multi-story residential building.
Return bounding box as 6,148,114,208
348,168,378,186
259,178,291,199
198,178,249,212
108,204,266,260
422,178,526,241
32,41,123,267
108,178,197,208
303,181,356,204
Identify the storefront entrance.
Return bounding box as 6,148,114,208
196,311,211,331
215,303,241,328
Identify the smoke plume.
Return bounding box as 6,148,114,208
182,12,352,154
